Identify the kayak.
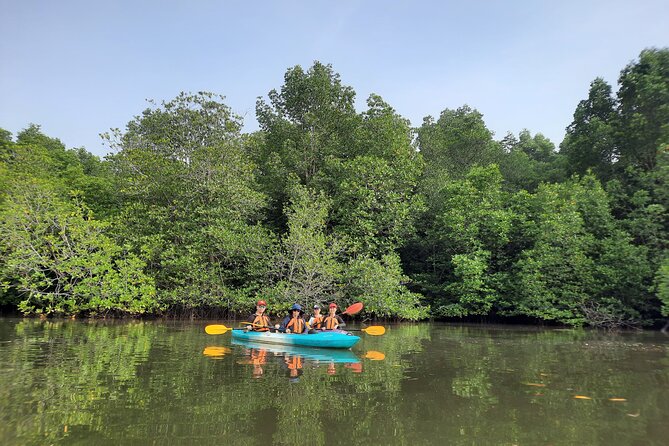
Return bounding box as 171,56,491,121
231,329,360,349
231,339,360,363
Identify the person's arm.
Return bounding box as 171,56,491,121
277,316,289,332
337,315,346,328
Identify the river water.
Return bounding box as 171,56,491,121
0,318,667,445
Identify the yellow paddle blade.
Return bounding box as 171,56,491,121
361,326,385,336
205,324,231,335
203,346,231,358
365,350,386,361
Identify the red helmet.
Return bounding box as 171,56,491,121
257,300,267,306
329,303,337,308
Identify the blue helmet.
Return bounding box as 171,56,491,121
289,303,303,313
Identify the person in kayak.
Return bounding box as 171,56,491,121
246,299,271,331
322,302,346,330
277,303,308,334
307,304,324,330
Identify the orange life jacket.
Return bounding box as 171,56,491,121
252,314,270,331
251,349,267,365
324,315,340,330
287,356,303,370
310,315,324,329
286,317,306,333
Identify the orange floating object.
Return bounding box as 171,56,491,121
522,382,546,387
203,346,231,357
573,395,592,400
608,398,627,402
365,350,386,361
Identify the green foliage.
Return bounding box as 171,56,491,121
106,92,273,313
505,175,655,326
616,48,669,171
267,183,340,309
408,165,512,317
560,78,617,179
417,105,503,185
0,179,156,315
320,155,423,256
499,130,566,191
255,61,360,185
656,256,669,317
342,254,428,320
2,52,667,324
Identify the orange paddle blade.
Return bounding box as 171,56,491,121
343,302,364,316
361,326,385,336
205,324,232,335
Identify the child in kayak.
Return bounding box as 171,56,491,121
277,303,308,334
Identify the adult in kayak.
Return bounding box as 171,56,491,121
322,302,346,330
307,303,324,330
276,303,308,334
246,299,271,332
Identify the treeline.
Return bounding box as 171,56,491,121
1,49,667,327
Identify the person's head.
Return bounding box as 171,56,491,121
328,302,337,314
313,304,321,314
289,303,303,316
256,300,267,313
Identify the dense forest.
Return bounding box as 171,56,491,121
1,48,667,327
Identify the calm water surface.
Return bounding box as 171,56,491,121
0,318,667,445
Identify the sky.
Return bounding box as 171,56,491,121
1,0,668,157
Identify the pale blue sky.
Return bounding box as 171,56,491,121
1,0,668,156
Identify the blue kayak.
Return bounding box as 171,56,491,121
231,339,360,363
231,329,360,349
